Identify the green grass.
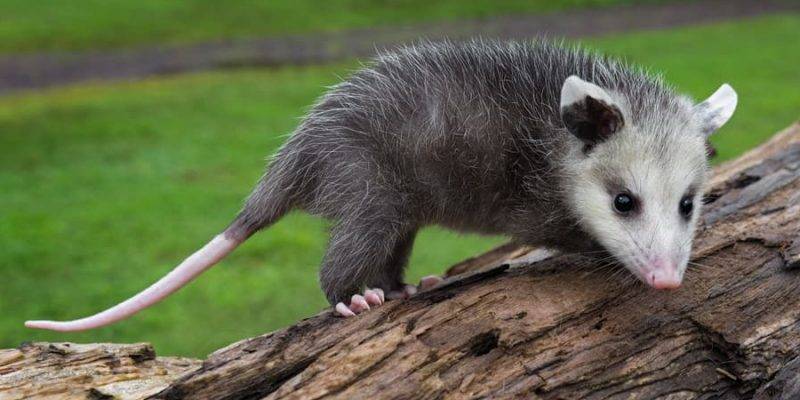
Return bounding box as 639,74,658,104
2,15,798,358
0,0,671,53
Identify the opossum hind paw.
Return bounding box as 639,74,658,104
335,288,384,317
334,276,445,317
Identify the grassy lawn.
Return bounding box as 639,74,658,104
2,15,798,358
0,0,673,53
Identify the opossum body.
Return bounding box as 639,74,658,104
26,40,737,331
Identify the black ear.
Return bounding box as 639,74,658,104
560,76,625,148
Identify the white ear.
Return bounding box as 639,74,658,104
560,75,615,110
695,83,737,137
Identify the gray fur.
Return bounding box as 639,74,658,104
225,40,711,304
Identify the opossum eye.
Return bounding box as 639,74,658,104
613,193,637,214
679,196,694,219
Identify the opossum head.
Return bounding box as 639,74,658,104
559,75,737,289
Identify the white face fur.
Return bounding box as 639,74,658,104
560,76,737,289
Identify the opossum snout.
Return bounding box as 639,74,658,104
642,256,682,290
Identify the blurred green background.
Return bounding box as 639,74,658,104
1,1,798,358
0,0,667,53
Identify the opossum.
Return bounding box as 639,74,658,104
25,40,737,331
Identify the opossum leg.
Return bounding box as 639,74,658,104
365,228,417,294
322,218,444,316
320,215,414,313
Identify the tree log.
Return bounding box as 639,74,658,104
0,342,200,399
2,123,799,399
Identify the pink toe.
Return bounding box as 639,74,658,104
350,294,370,313
374,288,385,302
335,302,355,317
386,284,418,300
386,290,405,300
419,275,443,289
364,289,382,306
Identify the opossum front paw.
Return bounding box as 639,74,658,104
419,275,444,289
335,288,384,317
386,284,417,300
385,275,444,300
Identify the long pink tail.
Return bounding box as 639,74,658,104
25,234,241,332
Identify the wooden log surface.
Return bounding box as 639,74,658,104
0,342,200,399
1,123,799,399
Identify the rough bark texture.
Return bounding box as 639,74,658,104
2,123,799,399
0,342,200,399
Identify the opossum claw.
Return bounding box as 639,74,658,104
387,284,417,300
419,275,444,290
364,288,384,305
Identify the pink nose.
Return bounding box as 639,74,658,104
647,258,682,290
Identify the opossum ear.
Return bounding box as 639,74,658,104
694,83,737,137
560,75,624,148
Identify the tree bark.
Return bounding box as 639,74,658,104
0,342,200,399
2,123,799,400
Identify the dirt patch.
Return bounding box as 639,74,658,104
0,0,796,94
